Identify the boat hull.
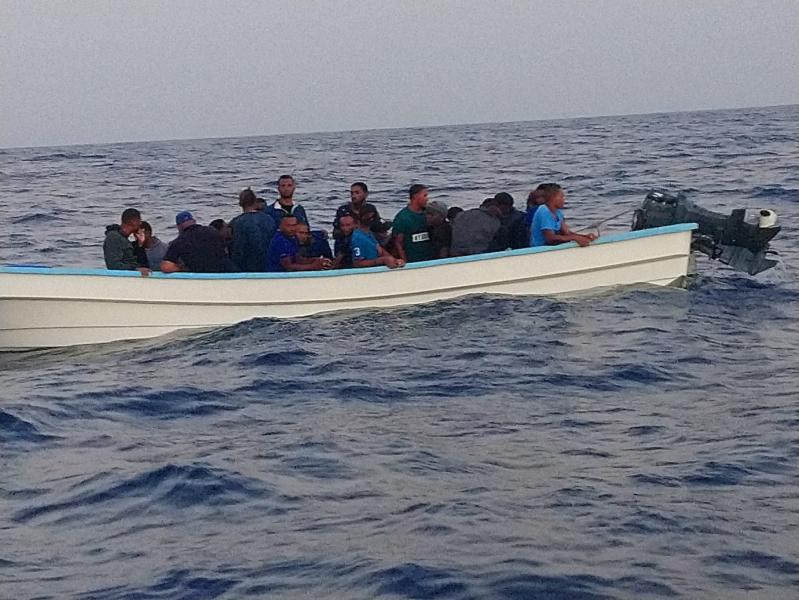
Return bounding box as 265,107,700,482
0,225,696,350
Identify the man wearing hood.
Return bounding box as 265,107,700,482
103,208,149,274
449,197,505,256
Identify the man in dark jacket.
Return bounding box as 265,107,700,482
495,192,529,250
103,208,149,274
450,198,504,256
425,200,452,259
160,211,237,273
230,188,277,272
332,182,380,240
296,222,333,260
333,214,357,268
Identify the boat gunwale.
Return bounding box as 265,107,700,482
0,223,697,280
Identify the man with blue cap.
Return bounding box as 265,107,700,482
160,211,237,273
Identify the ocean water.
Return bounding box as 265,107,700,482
1,105,798,599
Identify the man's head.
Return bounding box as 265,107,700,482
537,183,564,209
210,219,232,241
425,200,448,227
339,214,357,237
408,184,429,210
360,207,384,231
279,215,299,237
239,188,257,210
480,197,503,219
254,196,267,211
175,210,196,232
527,189,545,208
120,208,142,235
296,222,311,246
494,192,515,215
350,182,368,206
278,175,295,201
447,206,463,222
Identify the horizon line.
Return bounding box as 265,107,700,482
2,102,796,152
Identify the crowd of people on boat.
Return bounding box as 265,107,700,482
103,176,598,275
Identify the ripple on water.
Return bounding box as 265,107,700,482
13,464,270,525
0,408,57,444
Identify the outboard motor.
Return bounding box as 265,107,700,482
632,191,780,275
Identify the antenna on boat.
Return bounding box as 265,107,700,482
577,206,637,236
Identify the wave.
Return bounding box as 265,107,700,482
750,185,799,200
77,568,238,600
23,152,107,162
13,463,269,524
10,213,69,224
0,409,56,443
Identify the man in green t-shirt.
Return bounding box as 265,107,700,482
392,184,433,263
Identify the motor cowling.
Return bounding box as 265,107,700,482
632,191,780,275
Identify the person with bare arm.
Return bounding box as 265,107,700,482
529,183,597,248
391,184,432,263
266,215,331,272
351,210,404,269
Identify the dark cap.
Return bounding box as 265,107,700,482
175,211,195,226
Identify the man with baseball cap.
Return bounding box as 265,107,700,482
160,211,237,273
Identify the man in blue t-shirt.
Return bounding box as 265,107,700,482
530,183,597,248
266,216,331,272
351,212,404,269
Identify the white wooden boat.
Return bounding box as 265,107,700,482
0,224,696,350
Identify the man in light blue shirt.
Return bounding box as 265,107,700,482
351,211,404,269
530,183,597,248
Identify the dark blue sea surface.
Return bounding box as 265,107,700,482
1,106,798,599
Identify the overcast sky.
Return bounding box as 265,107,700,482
1,0,798,148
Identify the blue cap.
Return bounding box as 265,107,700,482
175,211,194,226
